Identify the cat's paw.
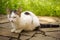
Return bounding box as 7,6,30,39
11,29,15,33
15,30,22,33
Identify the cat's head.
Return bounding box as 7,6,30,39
6,8,22,22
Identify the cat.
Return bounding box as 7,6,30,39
7,8,40,33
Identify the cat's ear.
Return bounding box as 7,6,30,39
17,8,22,16
6,8,11,14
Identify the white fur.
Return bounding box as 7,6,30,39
8,11,40,33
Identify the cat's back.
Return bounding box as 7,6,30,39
20,11,40,26
20,11,33,25
21,11,33,21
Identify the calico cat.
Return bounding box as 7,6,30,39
7,8,40,33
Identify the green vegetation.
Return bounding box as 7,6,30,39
0,0,60,17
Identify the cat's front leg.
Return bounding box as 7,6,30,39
10,22,16,32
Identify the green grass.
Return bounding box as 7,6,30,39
0,0,60,17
